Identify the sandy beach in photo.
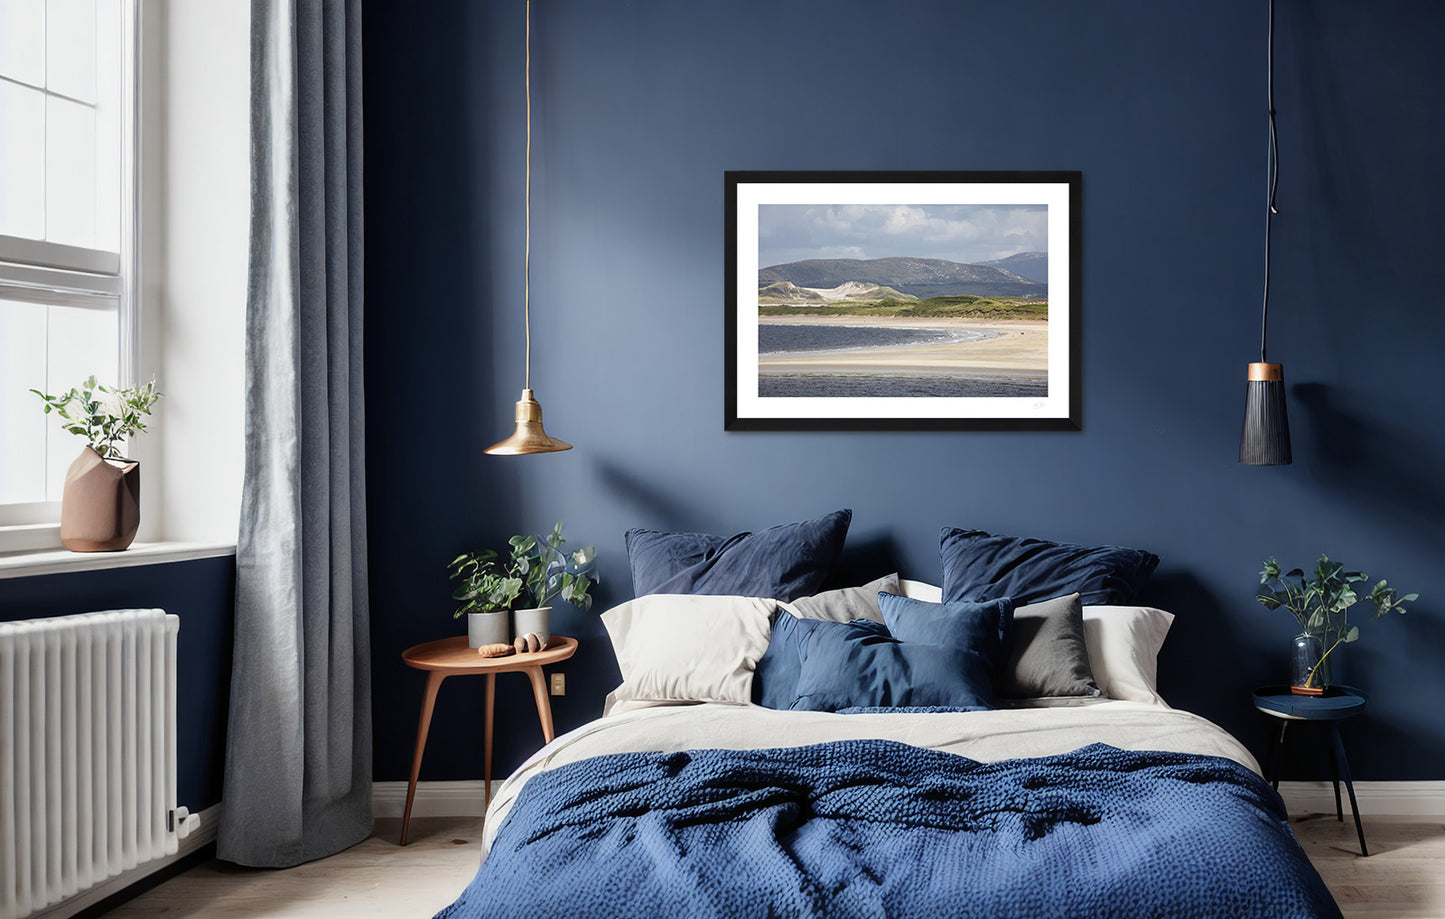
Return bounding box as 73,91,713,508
757,316,1047,378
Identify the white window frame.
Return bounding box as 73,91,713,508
0,0,141,548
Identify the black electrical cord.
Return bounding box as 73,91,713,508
1260,0,1279,363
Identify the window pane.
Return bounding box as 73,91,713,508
0,301,49,503
47,0,97,104
94,0,122,252
0,0,45,86
44,303,118,499
46,95,99,248
0,81,47,240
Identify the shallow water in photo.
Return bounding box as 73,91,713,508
758,374,1048,398
758,324,992,355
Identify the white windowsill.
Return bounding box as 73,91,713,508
0,540,236,580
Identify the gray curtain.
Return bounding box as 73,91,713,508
218,0,371,868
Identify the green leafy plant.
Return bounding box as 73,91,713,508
448,521,596,618
32,376,161,460
1257,555,1418,689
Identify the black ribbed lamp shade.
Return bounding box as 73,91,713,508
1239,362,1292,465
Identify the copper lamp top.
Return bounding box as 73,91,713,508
1248,362,1284,381
484,389,572,455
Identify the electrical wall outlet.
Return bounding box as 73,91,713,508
550,673,565,696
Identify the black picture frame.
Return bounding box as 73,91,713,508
725,170,1081,431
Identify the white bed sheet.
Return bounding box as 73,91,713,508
481,700,1259,852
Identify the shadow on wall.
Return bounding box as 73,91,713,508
1293,383,1445,540
596,460,718,533
1149,570,1268,737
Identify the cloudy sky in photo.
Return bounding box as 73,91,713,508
758,204,1047,268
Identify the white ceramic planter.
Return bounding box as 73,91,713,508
513,606,551,645
467,611,510,648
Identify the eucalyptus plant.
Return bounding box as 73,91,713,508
448,521,596,618
1257,555,1417,689
32,376,161,460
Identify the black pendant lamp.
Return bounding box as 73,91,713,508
486,0,572,456
1240,0,1291,465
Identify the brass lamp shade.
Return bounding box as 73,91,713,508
1239,362,1292,465
485,389,572,455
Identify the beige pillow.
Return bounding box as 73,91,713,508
1081,605,1175,705
602,594,777,705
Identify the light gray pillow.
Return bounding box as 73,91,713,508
1004,593,1100,698
787,573,900,623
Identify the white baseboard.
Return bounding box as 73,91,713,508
36,803,221,918
373,780,491,819
1278,781,1445,816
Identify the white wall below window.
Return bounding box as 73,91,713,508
137,0,249,545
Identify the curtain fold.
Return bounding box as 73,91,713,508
218,0,371,868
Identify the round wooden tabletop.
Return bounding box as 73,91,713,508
402,634,577,675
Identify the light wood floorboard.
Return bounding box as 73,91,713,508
1290,813,1445,917
103,813,1445,917
101,817,485,918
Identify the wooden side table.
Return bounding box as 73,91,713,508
1253,684,1369,856
399,634,578,845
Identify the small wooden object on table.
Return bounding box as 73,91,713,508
1252,684,1369,856
399,634,578,845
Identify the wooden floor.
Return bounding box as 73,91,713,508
102,817,486,918
103,813,1445,918
1291,813,1445,917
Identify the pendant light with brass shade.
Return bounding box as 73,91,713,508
1239,0,1291,465
486,0,572,456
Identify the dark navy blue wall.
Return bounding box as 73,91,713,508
364,1,1445,782
0,557,235,808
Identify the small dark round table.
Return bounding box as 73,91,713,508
1252,684,1369,856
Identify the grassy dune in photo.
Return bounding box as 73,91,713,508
759,294,1048,322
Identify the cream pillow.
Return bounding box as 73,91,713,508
1081,605,1174,705
602,594,778,706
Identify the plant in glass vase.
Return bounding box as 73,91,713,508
32,376,161,552
449,521,596,650
1257,555,1417,694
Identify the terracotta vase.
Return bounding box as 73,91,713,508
60,446,140,552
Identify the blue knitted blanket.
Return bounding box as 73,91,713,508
438,740,1339,919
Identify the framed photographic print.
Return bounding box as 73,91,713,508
724,170,1080,431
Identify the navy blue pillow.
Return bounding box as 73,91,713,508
878,592,1014,686
625,510,852,601
753,612,890,708
789,615,1001,713
939,526,1159,607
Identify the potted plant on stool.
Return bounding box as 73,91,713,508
32,376,161,552
1257,555,1417,694
449,521,596,650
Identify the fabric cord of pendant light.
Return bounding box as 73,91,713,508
524,0,532,392
1239,0,1292,466
484,0,571,455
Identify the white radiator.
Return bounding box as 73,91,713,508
0,609,193,919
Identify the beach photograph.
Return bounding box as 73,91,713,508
725,172,1078,429
755,202,1050,399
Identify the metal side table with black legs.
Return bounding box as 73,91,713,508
1252,684,1369,857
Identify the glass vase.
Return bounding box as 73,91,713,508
1290,632,1327,695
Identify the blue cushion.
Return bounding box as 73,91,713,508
754,612,890,709
625,510,852,601
788,607,1004,713
939,526,1159,607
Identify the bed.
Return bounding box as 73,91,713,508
436,515,1341,918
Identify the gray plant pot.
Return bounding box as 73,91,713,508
467,611,510,648
513,606,551,645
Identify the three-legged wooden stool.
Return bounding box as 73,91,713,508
399,634,577,845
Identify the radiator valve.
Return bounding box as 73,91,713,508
169,806,201,838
